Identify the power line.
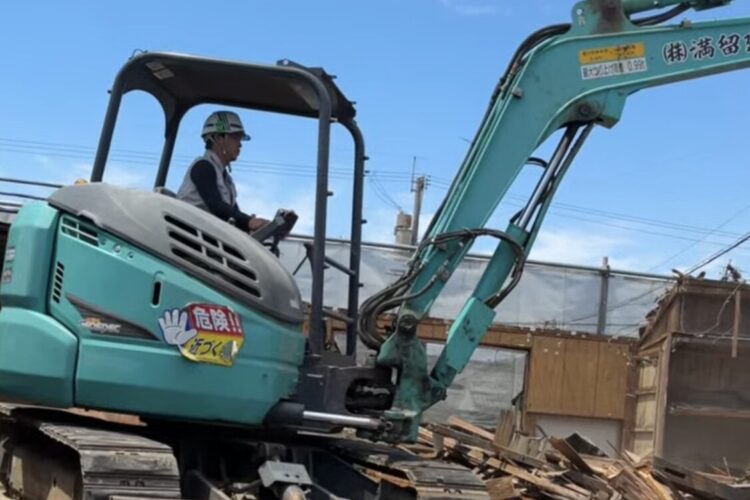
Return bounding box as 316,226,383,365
0,136,433,179
428,177,748,241
2,136,740,240
686,230,750,275
647,202,750,272
368,175,402,211
496,199,750,251
3,136,748,254
567,280,671,324
0,142,424,182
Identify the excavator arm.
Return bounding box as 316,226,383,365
358,0,750,441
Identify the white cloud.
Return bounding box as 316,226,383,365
28,161,148,189
528,228,641,270
363,206,400,244
234,179,317,235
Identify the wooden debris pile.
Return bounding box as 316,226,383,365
400,415,750,499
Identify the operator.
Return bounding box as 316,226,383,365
176,110,269,233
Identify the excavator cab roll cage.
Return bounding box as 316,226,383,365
89,51,367,357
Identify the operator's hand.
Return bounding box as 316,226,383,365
248,217,269,232
158,309,197,346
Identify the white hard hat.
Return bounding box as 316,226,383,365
201,111,250,141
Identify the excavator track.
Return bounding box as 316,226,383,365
0,405,181,500
0,404,489,499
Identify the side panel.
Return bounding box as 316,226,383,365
0,203,76,407
0,308,77,407
50,215,306,425
1,203,58,311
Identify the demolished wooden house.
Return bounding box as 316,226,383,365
625,277,750,476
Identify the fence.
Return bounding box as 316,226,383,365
278,236,674,338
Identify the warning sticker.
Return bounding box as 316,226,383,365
158,304,244,367
579,43,645,64
581,58,648,80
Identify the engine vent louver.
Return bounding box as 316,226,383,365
164,214,261,299
52,262,64,303
61,217,99,246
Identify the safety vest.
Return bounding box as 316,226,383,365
176,150,237,211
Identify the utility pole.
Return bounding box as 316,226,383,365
411,175,426,245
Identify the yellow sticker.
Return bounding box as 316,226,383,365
181,331,243,367
579,43,645,64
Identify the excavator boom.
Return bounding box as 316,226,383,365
358,0,750,441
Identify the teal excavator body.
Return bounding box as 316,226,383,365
0,184,306,425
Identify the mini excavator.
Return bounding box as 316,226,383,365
0,0,747,498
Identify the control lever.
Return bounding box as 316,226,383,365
251,209,298,256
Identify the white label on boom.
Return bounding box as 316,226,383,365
581,57,648,80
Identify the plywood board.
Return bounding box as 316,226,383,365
526,336,564,413
560,339,600,417
633,433,654,457
593,343,629,419
638,363,657,391
635,394,656,431
622,346,640,453
483,329,533,350
654,339,671,455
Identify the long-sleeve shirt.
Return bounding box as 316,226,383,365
189,160,253,229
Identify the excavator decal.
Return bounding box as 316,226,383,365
664,32,748,64
579,42,647,79
157,304,244,366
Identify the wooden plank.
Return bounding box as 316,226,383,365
526,337,564,413
362,468,411,489
638,363,658,391
493,409,515,448
563,469,615,497
447,415,494,440
635,394,656,431
560,339,600,417
593,342,629,419
633,434,654,458
482,330,532,350
623,352,642,454
610,465,661,500
549,437,595,475
733,290,741,359
485,477,520,500
637,288,677,350
666,292,682,333
432,422,550,470
498,462,589,500
669,404,750,419
499,331,533,349
654,338,671,456
638,340,667,357
636,469,674,500
681,281,750,295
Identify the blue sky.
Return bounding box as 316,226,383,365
2,0,750,277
